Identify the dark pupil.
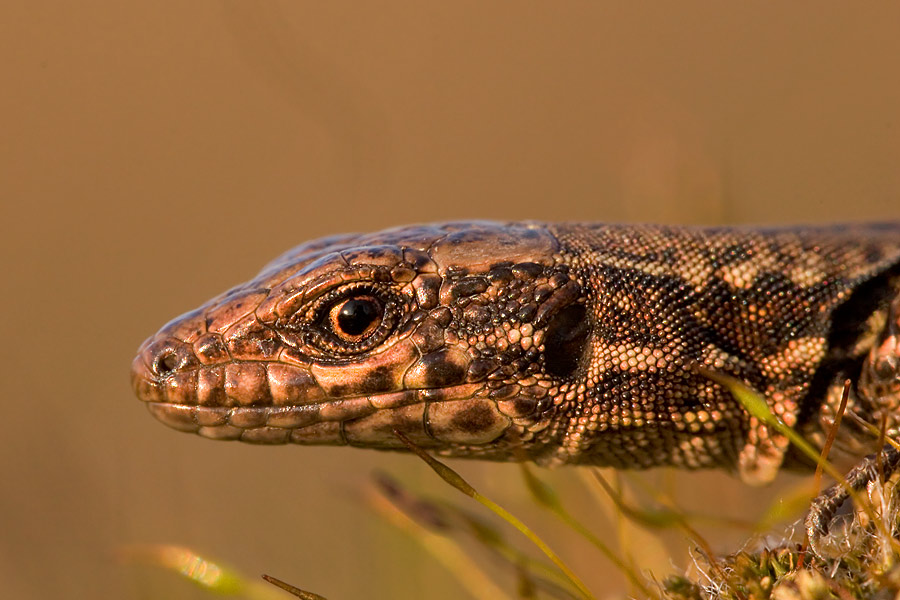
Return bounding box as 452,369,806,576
336,298,379,336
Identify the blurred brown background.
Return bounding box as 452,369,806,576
1,2,898,599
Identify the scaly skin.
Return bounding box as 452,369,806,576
132,221,900,548
132,222,900,472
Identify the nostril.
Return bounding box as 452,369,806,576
142,338,199,380
154,351,179,376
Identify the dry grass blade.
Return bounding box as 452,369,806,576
369,473,580,599
589,470,734,596
372,472,585,599
261,575,328,600
450,506,588,598
577,470,674,589
393,429,597,600
519,464,657,599
368,473,516,600
813,379,851,497
846,410,900,453
798,378,851,565
616,471,757,532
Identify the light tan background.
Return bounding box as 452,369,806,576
2,2,898,599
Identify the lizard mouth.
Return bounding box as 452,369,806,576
132,354,504,447
141,382,488,446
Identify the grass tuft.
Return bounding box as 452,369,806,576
661,479,900,600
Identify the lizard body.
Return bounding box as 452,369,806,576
132,221,900,496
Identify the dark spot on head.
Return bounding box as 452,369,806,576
391,412,423,434
543,303,590,378
451,276,489,299
329,384,349,397
488,265,514,284
463,304,491,325
534,285,553,303
512,262,544,278
450,402,495,433
360,365,396,394
548,273,569,289
466,357,499,382
431,306,452,328
420,351,467,387
514,397,537,415
516,303,538,323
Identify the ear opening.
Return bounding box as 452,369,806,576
542,303,590,378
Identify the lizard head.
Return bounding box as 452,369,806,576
131,222,589,461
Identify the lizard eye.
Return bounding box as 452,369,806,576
292,284,402,355
330,296,383,341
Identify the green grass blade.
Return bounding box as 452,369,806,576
119,544,246,595
699,368,892,548
754,479,818,533
119,544,288,599
698,368,841,480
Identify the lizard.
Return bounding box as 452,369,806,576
131,221,900,553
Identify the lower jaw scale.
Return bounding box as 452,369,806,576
143,382,508,446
